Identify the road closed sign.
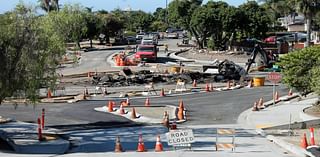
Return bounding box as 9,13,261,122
166,129,195,146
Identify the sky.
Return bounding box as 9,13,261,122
1,0,247,13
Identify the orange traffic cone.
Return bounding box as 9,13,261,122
137,134,147,152
205,83,210,92
47,89,52,98
131,107,137,119
258,98,265,109
160,88,165,97
115,55,121,66
114,136,124,152
179,100,184,111
126,98,130,106
154,135,163,152
82,90,87,100
145,97,150,107
119,104,126,115
252,102,259,111
120,58,125,66
210,83,214,91
111,101,116,107
288,89,293,96
274,91,279,101
162,111,169,129
247,79,253,88
177,106,184,120
232,80,236,87
108,101,114,112
192,80,197,87
227,81,231,89
300,133,308,149
103,87,108,95
85,87,89,96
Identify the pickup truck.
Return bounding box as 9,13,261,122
134,44,158,62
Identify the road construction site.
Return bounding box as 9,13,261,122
0,38,319,157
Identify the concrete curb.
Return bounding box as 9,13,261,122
266,135,316,157
0,121,69,154
300,106,320,121
237,93,319,157
94,105,183,124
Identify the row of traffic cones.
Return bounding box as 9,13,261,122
115,54,127,66
162,100,185,128
300,128,318,149
115,135,164,152
107,100,139,119
252,89,294,111
252,97,266,111
205,83,215,92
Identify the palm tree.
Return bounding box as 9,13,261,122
295,0,320,47
38,0,59,12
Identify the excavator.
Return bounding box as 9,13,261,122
245,41,279,73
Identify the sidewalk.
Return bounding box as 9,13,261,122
0,124,298,157
238,93,320,157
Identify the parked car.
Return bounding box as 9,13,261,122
126,36,136,45
141,37,157,45
136,33,145,41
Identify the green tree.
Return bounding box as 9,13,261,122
150,21,168,32
38,0,59,12
238,1,271,39
84,8,100,48
131,11,154,32
190,1,239,50
278,46,320,95
153,7,167,23
0,4,64,103
97,13,124,43
43,4,87,48
168,0,202,47
168,0,202,29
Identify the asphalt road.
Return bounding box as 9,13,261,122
0,85,288,129
0,39,288,130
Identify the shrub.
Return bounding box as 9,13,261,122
311,66,320,95
278,46,320,95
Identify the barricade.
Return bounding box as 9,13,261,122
215,128,236,151
175,80,187,92
143,83,157,95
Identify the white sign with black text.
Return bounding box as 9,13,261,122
166,129,195,146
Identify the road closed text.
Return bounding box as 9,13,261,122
166,129,195,145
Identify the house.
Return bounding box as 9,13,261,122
278,14,320,43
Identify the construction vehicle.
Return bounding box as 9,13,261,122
134,44,158,62
245,42,278,73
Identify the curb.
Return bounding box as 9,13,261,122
94,105,182,125
300,106,320,121
238,93,318,157
0,121,70,154
266,135,315,157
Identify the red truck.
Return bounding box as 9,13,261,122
134,44,158,62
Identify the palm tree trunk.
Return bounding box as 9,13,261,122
305,16,311,47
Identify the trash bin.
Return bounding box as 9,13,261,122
253,77,265,87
